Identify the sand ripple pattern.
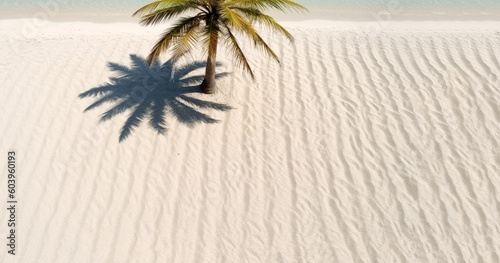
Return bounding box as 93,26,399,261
0,26,499,263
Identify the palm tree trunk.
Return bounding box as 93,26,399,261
201,31,218,94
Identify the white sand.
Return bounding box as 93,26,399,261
1,19,500,262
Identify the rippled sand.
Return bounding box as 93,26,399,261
1,20,499,262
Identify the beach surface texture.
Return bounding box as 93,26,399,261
1,7,500,263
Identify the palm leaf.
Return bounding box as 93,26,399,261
221,10,280,63
138,3,201,26
229,6,294,41
199,15,220,57
221,23,255,79
133,0,203,16
224,0,307,12
171,18,202,61
146,15,203,65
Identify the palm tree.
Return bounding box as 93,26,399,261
133,0,307,94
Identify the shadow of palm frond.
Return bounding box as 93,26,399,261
79,54,232,142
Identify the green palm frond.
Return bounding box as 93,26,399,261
171,19,201,61
229,6,294,41
224,0,307,12
137,2,202,26
221,9,280,63
249,30,280,63
133,0,166,16
146,15,203,65
199,16,220,56
133,0,204,17
221,24,255,79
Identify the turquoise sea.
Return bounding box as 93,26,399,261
1,0,500,18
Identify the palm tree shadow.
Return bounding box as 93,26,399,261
79,54,232,142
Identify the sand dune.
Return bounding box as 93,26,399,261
1,20,499,262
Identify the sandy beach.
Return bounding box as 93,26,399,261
1,17,500,262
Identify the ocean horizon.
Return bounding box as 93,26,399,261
1,0,500,20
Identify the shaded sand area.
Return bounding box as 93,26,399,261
1,20,500,262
